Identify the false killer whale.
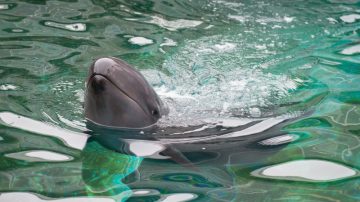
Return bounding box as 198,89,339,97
83,57,305,168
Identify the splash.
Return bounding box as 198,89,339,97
144,35,299,126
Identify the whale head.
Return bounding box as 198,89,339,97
84,57,167,128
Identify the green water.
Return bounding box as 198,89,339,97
0,0,360,201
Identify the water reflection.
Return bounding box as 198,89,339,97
125,15,203,31
0,112,89,150
0,84,17,91
42,21,87,32
258,134,299,146
0,4,9,10
0,192,130,202
0,110,314,200
251,159,359,182
340,14,360,23
341,44,360,55
159,193,198,202
127,36,154,46
0,102,357,199
0,0,359,200
5,150,73,162
90,113,299,164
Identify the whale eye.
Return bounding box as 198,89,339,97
152,109,159,117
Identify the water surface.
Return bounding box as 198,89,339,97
0,0,359,201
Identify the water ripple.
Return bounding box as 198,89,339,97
125,15,203,31
0,112,88,150
0,36,99,48
0,0,359,201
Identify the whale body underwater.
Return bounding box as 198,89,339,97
84,57,168,128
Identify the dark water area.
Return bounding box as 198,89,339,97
0,0,360,201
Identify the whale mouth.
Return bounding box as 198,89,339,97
87,73,151,117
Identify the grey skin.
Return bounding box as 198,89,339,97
84,57,168,128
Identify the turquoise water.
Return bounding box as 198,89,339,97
0,0,360,201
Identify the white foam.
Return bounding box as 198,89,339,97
272,25,282,29
160,37,177,47
284,16,295,23
228,15,246,22
128,37,154,46
256,16,294,24
249,107,261,117
340,14,360,23
155,86,197,101
126,16,202,31
206,118,254,127
0,84,17,90
213,43,237,52
254,44,267,50
341,44,360,55
74,89,84,103
252,159,358,182
151,35,299,126
0,112,89,150
58,114,87,131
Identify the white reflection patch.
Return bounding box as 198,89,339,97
127,140,166,158
223,117,285,138
340,14,360,23
126,16,202,31
57,114,87,131
341,44,360,55
133,190,150,195
132,189,160,196
252,159,358,182
5,150,73,162
0,4,9,10
128,37,153,46
259,134,299,146
0,192,131,202
0,112,89,150
44,21,86,32
0,84,17,91
159,193,198,202
161,117,287,144
228,15,246,22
